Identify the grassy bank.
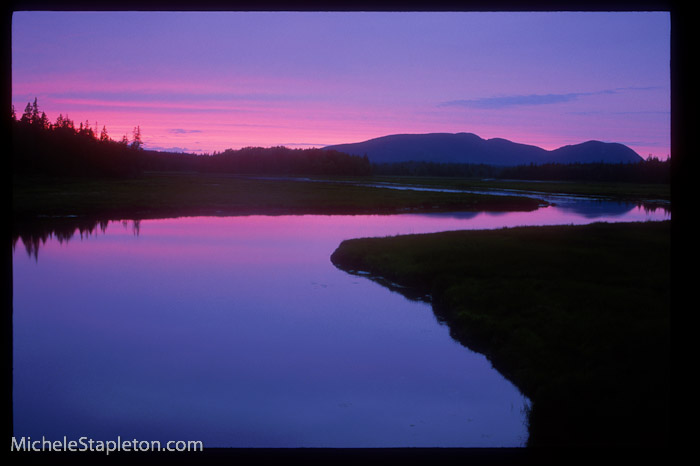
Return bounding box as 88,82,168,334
331,221,670,447
355,175,671,205
12,172,545,221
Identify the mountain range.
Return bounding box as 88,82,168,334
324,133,643,166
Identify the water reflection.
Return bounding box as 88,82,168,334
12,200,670,260
12,218,141,260
13,215,533,447
343,179,671,216
11,200,670,448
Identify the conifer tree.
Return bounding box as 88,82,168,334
30,97,40,125
39,111,50,129
131,125,142,150
84,120,94,138
63,115,74,130
20,102,32,123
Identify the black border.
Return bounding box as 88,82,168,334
5,1,684,464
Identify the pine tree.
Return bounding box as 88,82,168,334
86,120,95,138
39,111,49,129
30,97,40,125
131,125,142,150
20,102,32,123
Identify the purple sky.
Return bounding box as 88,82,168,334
12,11,671,158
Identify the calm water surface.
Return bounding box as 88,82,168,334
12,201,669,448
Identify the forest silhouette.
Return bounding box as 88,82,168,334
11,98,669,182
11,98,372,178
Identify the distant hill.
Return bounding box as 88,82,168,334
324,133,643,166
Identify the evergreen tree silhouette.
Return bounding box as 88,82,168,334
39,111,49,129
30,97,40,125
131,126,142,150
20,102,32,123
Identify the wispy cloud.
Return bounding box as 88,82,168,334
168,128,202,134
439,93,583,109
567,110,669,116
438,87,661,110
48,90,316,105
146,144,205,154
279,142,327,148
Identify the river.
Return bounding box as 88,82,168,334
11,195,669,448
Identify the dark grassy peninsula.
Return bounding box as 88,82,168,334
12,172,544,221
331,221,670,447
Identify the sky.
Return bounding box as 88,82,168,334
11,10,671,158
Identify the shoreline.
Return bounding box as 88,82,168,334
13,172,546,222
330,221,670,447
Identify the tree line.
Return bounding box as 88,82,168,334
496,159,670,184
372,158,670,184
14,97,144,149
11,98,371,178
12,98,145,177
11,98,669,182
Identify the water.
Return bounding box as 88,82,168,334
11,200,669,448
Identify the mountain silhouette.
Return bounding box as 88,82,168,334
324,133,643,165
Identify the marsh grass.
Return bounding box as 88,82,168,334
331,221,670,447
12,172,544,221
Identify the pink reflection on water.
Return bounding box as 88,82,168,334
114,204,669,244
11,204,669,447
22,203,669,264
